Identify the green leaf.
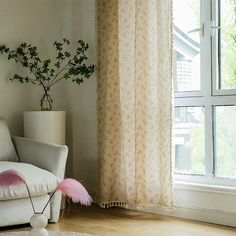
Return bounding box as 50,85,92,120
0,39,96,91
63,73,70,80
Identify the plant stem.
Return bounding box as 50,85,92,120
49,76,65,87
48,49,81,88
48,62,70,87
40,81,52,110
25,183,36,214
46,93,52,110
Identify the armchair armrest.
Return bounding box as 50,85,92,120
12,136,68,181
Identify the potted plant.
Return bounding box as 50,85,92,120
0,39,96,111
0,39,96,144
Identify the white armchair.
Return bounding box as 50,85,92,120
0,118,68,227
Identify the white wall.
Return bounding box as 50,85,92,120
0,0,98,192
0,0,67,134
62,0,97,193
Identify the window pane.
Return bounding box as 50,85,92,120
218,0,236,89
215,106,236,178
174,107,205,175
173,0,201,92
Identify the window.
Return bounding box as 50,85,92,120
175,106,205,175
173,0,236,186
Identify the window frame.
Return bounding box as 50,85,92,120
211,0,236,95
174,0,236,187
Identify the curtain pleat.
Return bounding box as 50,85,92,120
97,0,174,209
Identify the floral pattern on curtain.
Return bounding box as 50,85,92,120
97,0,174,209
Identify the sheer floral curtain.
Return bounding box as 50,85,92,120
97,0,174,209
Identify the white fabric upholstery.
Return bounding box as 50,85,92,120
12,136,68,181
0,161,58,200
0,120,68,227
0,195,50,227
12,136,68,223
0,118,18,162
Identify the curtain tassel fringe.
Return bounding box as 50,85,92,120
99,201,127,208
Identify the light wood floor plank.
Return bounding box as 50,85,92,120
1,205,236,236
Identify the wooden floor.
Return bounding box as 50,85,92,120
1,205,236,236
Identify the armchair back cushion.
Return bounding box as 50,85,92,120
0,117,18,161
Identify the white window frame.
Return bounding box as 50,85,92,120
211,0,236,95
174,0,236,187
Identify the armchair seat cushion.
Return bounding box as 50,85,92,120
0,161,58,201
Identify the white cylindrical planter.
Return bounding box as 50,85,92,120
24,111,65,145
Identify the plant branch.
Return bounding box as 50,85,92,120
48,50,81,88
48,61,71,87
49,76,65,88
39,80,48,92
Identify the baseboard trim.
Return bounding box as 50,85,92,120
156,206,236,228
127,204,236,227
91,191,236,227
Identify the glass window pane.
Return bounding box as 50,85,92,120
218,0,236,89
215,106,236,178
174,107,205,175
173,0,201,92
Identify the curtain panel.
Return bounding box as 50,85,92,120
97,0,174,209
